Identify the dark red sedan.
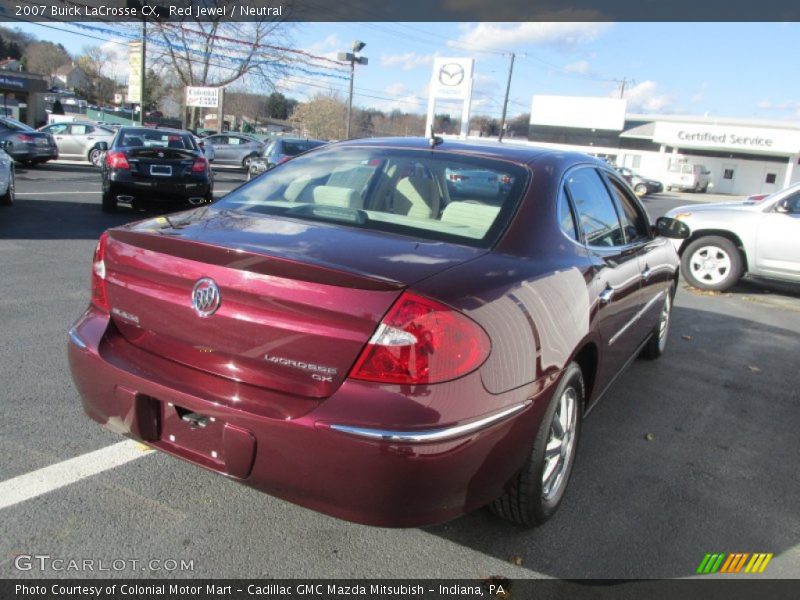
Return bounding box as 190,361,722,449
68,138,689,527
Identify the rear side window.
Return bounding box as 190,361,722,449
565,168,624,247
558,192,578,241
217,147,528,248
606,177,651,242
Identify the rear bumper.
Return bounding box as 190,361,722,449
68,308,551,527
10,145,58,162
107,172,212,201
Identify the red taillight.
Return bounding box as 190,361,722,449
449,173,468,181
500,175,512,184
17,134,34,143
90,232,109,312
105,151,130,170
277,155,291,165
349,292,491,385
192,157,209,172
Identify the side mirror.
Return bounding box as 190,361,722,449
655,216,691,239
97,141,109,151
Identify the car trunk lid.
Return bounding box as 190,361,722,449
102,209,484,399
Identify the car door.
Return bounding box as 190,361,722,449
754,191,800,280
603,172,674,335
44,123,71,157
205,135,230,163
68,124,98,159
565,167,644,384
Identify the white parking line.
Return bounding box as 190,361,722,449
0,440,151,511
15,191,100,195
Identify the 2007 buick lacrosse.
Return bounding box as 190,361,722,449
68,137,689,526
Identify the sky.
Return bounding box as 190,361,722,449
7,21,800,122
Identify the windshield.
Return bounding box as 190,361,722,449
215,147,529,248
117,129,197,150
282,140,326,156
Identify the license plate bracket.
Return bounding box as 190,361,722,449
150,165,172,177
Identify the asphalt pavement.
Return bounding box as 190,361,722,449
0,163,798,579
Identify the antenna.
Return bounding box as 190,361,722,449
429,124,443,148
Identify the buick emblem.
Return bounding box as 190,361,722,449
157,151,164,158
438,63,465,87
192,278,221,317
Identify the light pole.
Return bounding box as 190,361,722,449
338,40,368,140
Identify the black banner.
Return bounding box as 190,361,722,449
1,0,800,22
4,580,800,600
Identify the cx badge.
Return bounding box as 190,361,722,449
438,63,465,87
192,278,221,317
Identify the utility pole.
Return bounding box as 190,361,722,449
498,53,524,142
139,19,146,125
615,77,634,99
338,41,368,140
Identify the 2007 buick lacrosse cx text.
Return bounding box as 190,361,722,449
67,137,690,527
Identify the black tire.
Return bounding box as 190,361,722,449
701,183,709,193
242,154,257,171
681,235,743,291
490,362,584,527
101,188,118,213
89,147,103,167
0,168,14,206
639,285,673,360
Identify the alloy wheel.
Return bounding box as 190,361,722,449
542,386,578,501
689,245,731,285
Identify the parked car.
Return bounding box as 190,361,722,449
203,133,265,170
38,121,116,166
0,140,15,206
445,167,514,199
248,138,328,180
68,138,689,527
615,166,664,196
666,162,712,192
665,182,800,290
0,117,58,166
97,127,213,212
193,135,215,162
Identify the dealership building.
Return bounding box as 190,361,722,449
521,96,800,196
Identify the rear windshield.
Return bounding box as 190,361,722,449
216,147,528,248
282,140,325,156
0,118,34,132
117,129,196,150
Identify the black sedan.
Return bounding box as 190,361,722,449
616,166,664,196
99,127,213,212
0,117,58,166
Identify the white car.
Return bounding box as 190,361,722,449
0,139,15,206
665,183,800,290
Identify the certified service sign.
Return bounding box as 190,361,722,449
429,57,474,100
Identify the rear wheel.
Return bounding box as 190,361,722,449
681,236,743,291
242,154,257,171
101,188,118,213
89,147,103,167
634,183,648,196
491,362,583,527
0,168,13,206
640,286,673,360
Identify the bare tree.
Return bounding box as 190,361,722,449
23,42,71,84
289,93,347,141
76,46,118,107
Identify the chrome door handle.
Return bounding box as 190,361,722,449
599,286,614,303
641,266,652,280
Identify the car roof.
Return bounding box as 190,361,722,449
118,126,191,135
332,137,607,168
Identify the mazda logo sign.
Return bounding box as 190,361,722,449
192,278,221,317
438,63,465,87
